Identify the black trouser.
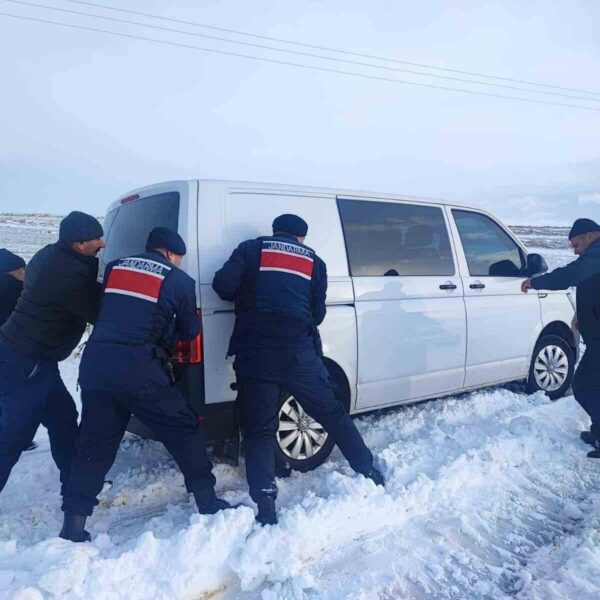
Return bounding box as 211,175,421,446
0,344,78,494
235,346,374,503
572,342,600,439
62,385,216,516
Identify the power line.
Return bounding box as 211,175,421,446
5,0,600,103
65,0,600,99
1,10,599,112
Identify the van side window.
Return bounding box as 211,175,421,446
452,210,525,277
338,199,455,276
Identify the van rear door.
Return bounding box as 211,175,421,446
100,181,209,424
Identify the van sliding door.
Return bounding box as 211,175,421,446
338,198,467,409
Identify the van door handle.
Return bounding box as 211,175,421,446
439,282,457,290
470,282,485,290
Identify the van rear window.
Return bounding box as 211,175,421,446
101,192,180,272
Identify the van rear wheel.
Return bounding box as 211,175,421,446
526,334,574,400
274,365,350,473
274,393,335,473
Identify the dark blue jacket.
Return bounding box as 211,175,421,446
79,251,199,394
0,241,100,361
213,234,327,355
0,275,22,327
89,251,199,352
532,238,600,343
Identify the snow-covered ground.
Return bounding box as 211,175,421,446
2,217,598,600
0,214,65,263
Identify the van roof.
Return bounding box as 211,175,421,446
110,179,483,213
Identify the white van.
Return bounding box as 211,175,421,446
101,180,577,471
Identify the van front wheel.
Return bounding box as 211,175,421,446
526,335,574,400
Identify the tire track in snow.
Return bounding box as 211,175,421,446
234,391,600,598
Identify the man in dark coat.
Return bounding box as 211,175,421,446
61,227,231,542
0,249,38,451
0,211,104,495
213,214,384,526
0,249,26,327
522,218,600,457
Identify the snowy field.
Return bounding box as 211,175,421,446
1,215,599,600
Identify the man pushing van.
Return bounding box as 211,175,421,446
61,227,231,542
0,212,104,496
213,214,384,526
522,218,600,458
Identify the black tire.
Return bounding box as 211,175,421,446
274,365,350,473
526,334,574,400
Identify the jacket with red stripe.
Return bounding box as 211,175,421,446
89,251,199,353
213,233,327,355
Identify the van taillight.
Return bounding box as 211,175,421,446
172,310,203,364
172,335,202,363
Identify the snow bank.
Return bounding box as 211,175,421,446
2,509,255,599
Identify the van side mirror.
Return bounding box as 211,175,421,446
526,253,548,276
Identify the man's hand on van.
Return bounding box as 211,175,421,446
521,278,533,293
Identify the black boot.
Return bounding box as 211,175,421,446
193,491,233,515
275,461,292,479
59,514,91,543
363,467,385,487
256,497,278,526
580,430,600,449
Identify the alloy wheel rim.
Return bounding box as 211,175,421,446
534,345,569,392
277,396,328,460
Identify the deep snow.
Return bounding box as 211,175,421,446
3,374,600,599
1,217,598,599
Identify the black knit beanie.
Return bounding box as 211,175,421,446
146,227,187,255
272,214,309,237
568,218,600,240
0,249,26,273
59,211,104,244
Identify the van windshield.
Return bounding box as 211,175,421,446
100,192,180,275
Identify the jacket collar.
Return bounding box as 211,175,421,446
584,238,600,256
144,250,174,268
56,240,99,269
272,232,298,242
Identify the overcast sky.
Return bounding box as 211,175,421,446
0,0,599,224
